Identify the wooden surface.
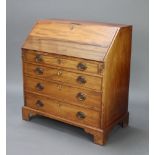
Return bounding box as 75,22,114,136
23,50,103,75
36,19,131,27
29,20,118,47
22,106,103,133
22,19,132,145
25,92,100,128
22,19,120,61
102,26,132,128
23,62,102,91
24,76,102,111
23,36,108,61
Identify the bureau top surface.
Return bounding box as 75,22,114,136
22,19,131,61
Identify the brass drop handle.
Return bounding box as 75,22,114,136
77,62,87,71
76,111,86,120
36,83,44,91
35,54,43,62
76,76,86,84
35,67,44,75
76,92,86,101
36,100,44,108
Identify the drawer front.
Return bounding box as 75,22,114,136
24,62,102,91
23,50,103,75
25,92,100,128
24,76,101,110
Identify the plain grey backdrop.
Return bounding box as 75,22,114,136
6,0,149,155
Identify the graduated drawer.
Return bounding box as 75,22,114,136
25,92,100,128
24,76,101,111
22,50,103,75
23,62,102,91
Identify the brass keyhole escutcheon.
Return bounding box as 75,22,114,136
57,84,62,90
57,70,62,76
70,23,80,30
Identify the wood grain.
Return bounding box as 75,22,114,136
102,26,132,128
30,20,118,47
23,50,103,75
23,36,108,61
23,62,102,91
22,19,132,145
24,76,102,110
22,20,119,61
22,106,103,132
25,92,101,128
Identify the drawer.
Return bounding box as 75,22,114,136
23,62,102,91
22,50,103,75
25,92,100,128
24,76,101,110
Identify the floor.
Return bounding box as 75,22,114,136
7,90,149,155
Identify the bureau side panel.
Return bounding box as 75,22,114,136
102,27,132,128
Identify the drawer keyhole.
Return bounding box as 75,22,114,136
57,70,62,76
57,84,62,90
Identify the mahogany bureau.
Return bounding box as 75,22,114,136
22,19,132,145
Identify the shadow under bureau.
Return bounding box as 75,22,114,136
22,19,132,145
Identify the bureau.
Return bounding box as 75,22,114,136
22,19,132,145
